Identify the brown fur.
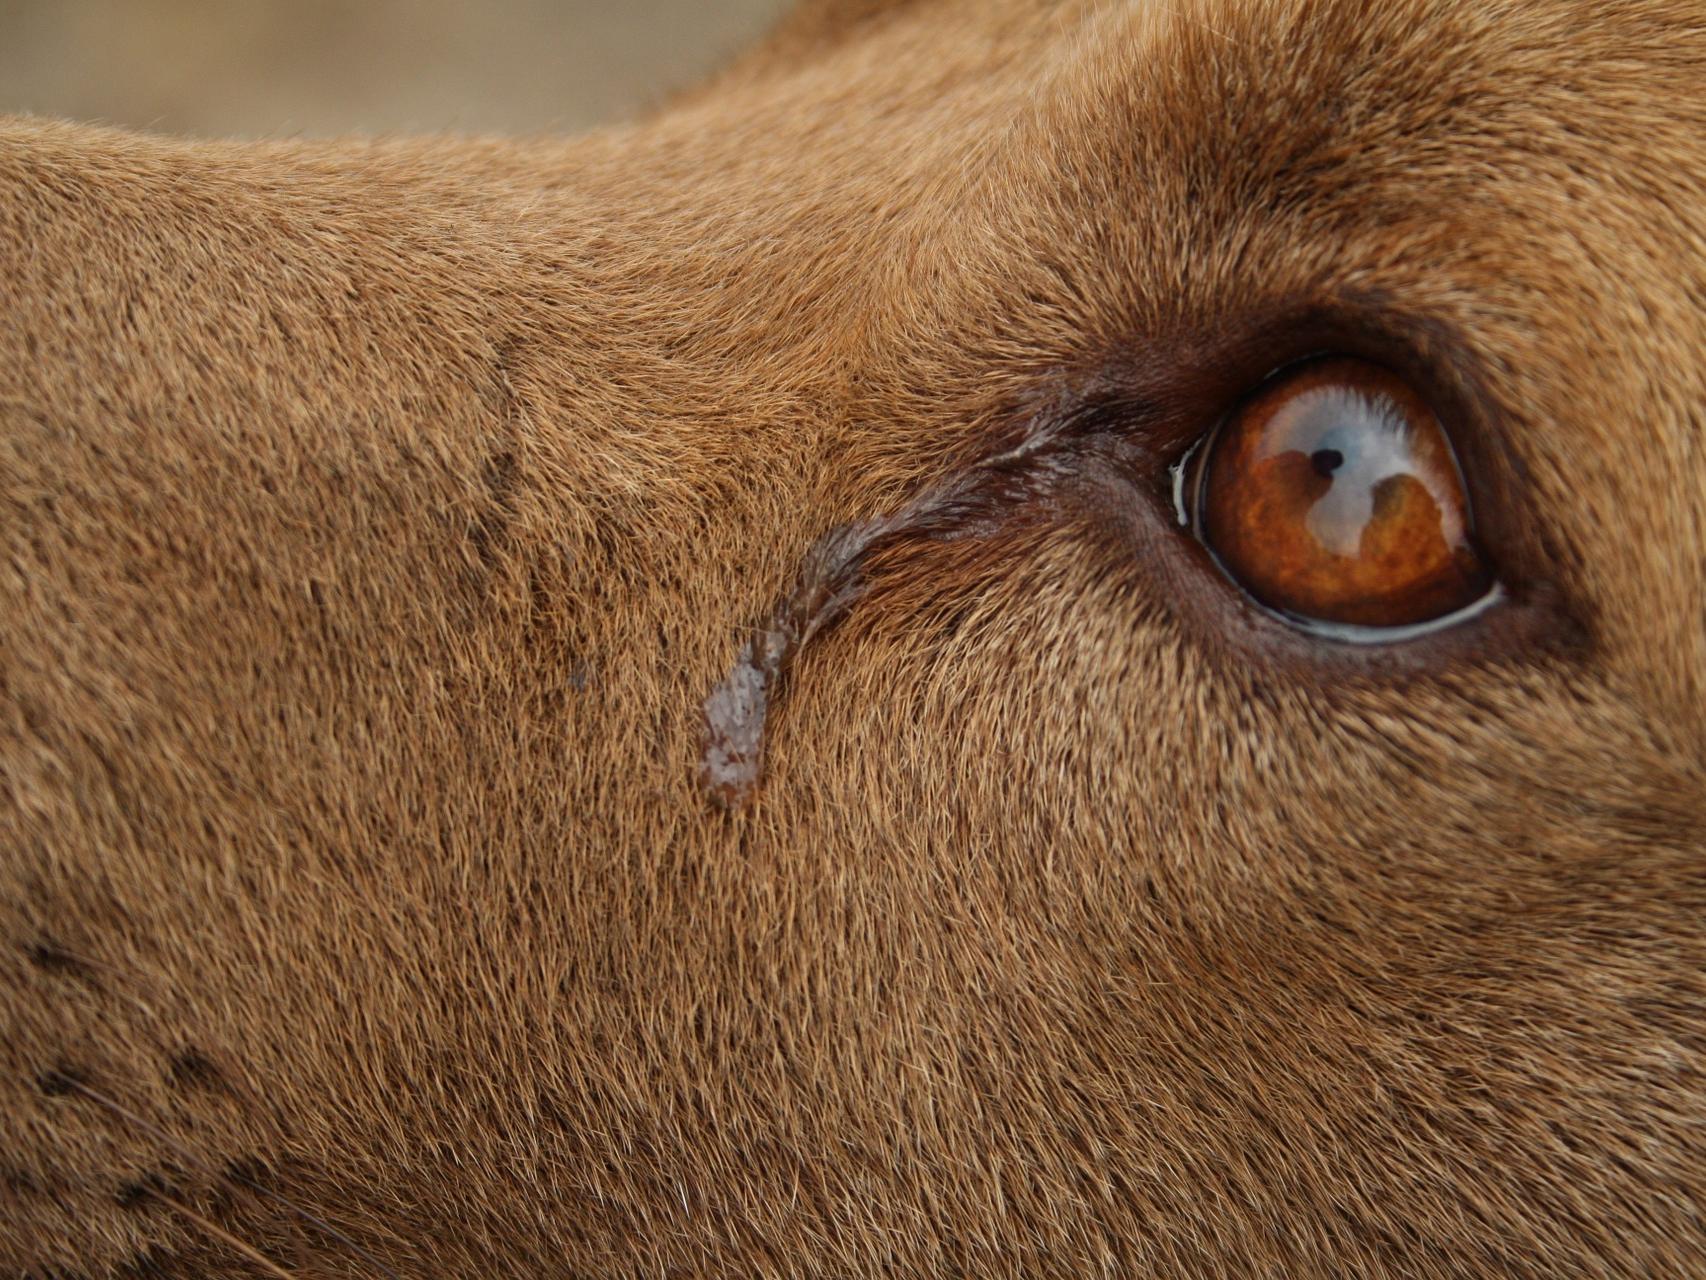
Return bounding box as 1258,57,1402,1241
3,1,1704,1274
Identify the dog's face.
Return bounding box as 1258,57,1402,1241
3,0,1703,1274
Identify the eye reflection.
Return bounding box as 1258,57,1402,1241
1194,357,1493,630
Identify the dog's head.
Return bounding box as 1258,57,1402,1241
3,0,1702,1274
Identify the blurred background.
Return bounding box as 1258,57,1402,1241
0,0,792,137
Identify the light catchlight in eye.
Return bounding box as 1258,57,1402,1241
1180,356,1501,643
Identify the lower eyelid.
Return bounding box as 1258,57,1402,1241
1252,581,1507,646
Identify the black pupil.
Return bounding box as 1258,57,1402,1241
1310,447,1345,478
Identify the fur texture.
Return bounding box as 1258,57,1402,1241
2,0,1703,1274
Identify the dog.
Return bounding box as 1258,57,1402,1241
3,0,1702,1274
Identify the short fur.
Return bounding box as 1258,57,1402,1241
2,1,1703,1275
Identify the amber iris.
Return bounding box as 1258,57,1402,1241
1196,357,1492,629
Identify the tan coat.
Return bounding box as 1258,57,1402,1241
3,1,1703,1273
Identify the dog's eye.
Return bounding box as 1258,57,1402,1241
1184,356,1494,634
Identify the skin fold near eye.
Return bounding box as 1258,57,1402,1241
1195,356,1494,630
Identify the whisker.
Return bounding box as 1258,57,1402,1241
1153,1,1237,46
64,1078,402,1280
29,942,161,1019
145,1186,297,1279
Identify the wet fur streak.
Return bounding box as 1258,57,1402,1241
3,0,1705,1276
702,404,1110,807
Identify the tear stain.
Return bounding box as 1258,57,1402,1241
699,520,885,809
699,414,1095,809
